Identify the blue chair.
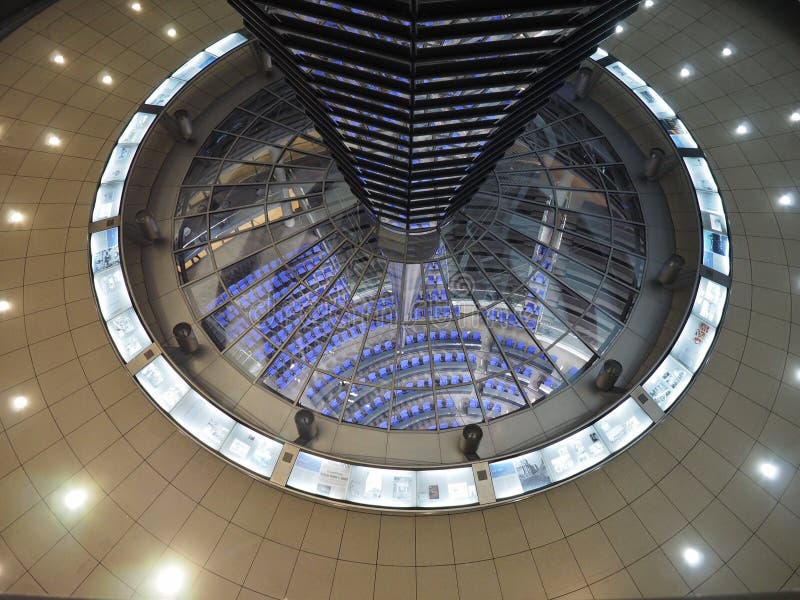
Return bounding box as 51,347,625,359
422,354,430,365
379,367,388,378
411,357,420,367
368,372,377,383
400,359,409,370
400,410,409,420
391,415,399,426
411,405,420,416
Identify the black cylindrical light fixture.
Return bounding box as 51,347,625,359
657,254,685,285
459,423,483,460
135,209,160,242
595,359,623,392
173,322,199,354
643,147,665,180
294,408,318,445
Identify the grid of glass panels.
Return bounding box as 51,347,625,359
175,80,645,432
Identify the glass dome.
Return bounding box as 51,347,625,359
174,79,645,431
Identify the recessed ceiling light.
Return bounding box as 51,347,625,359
131,1,142,10
167,27,177,38
683,547,702,566
155,565,185,596
778,194,793,206
64,488,88,510
644,0,654,7
101,74,113,85
759,462,779,479
790,111,800,122
8,210,24,223
735,123,749,135
0,300,10,312
52,53,65,64
46,134,61,146
615,24,624,34
679,66,691,78
721,46,733,57
12,396,28,411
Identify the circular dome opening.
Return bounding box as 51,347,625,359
173,79,647,433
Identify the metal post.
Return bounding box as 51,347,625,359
595,360,622,392
657,254,685,285
643,147,665,180
135,210,160,242
173,322,199,354
174,109,192,142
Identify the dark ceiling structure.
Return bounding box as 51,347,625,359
228,0,640,230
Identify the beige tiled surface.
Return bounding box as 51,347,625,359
0,0,799,598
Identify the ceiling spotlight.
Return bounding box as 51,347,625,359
0,300,10,312
52,53,65,64
131,1,142,10
683,547,702,566
155,565,185,596
615,24,624,34
721,46,733,57
790,112,800,122
46,134,61,146
12,396,28,411
101,74,113,85
679,66,691,78
778,194,793,206
8,210,24,223
735,123,749,135
64,488,88,510
166,27,177,38
644,0,654,7
759,462,779,479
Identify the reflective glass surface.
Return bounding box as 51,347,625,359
174,79,645,431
